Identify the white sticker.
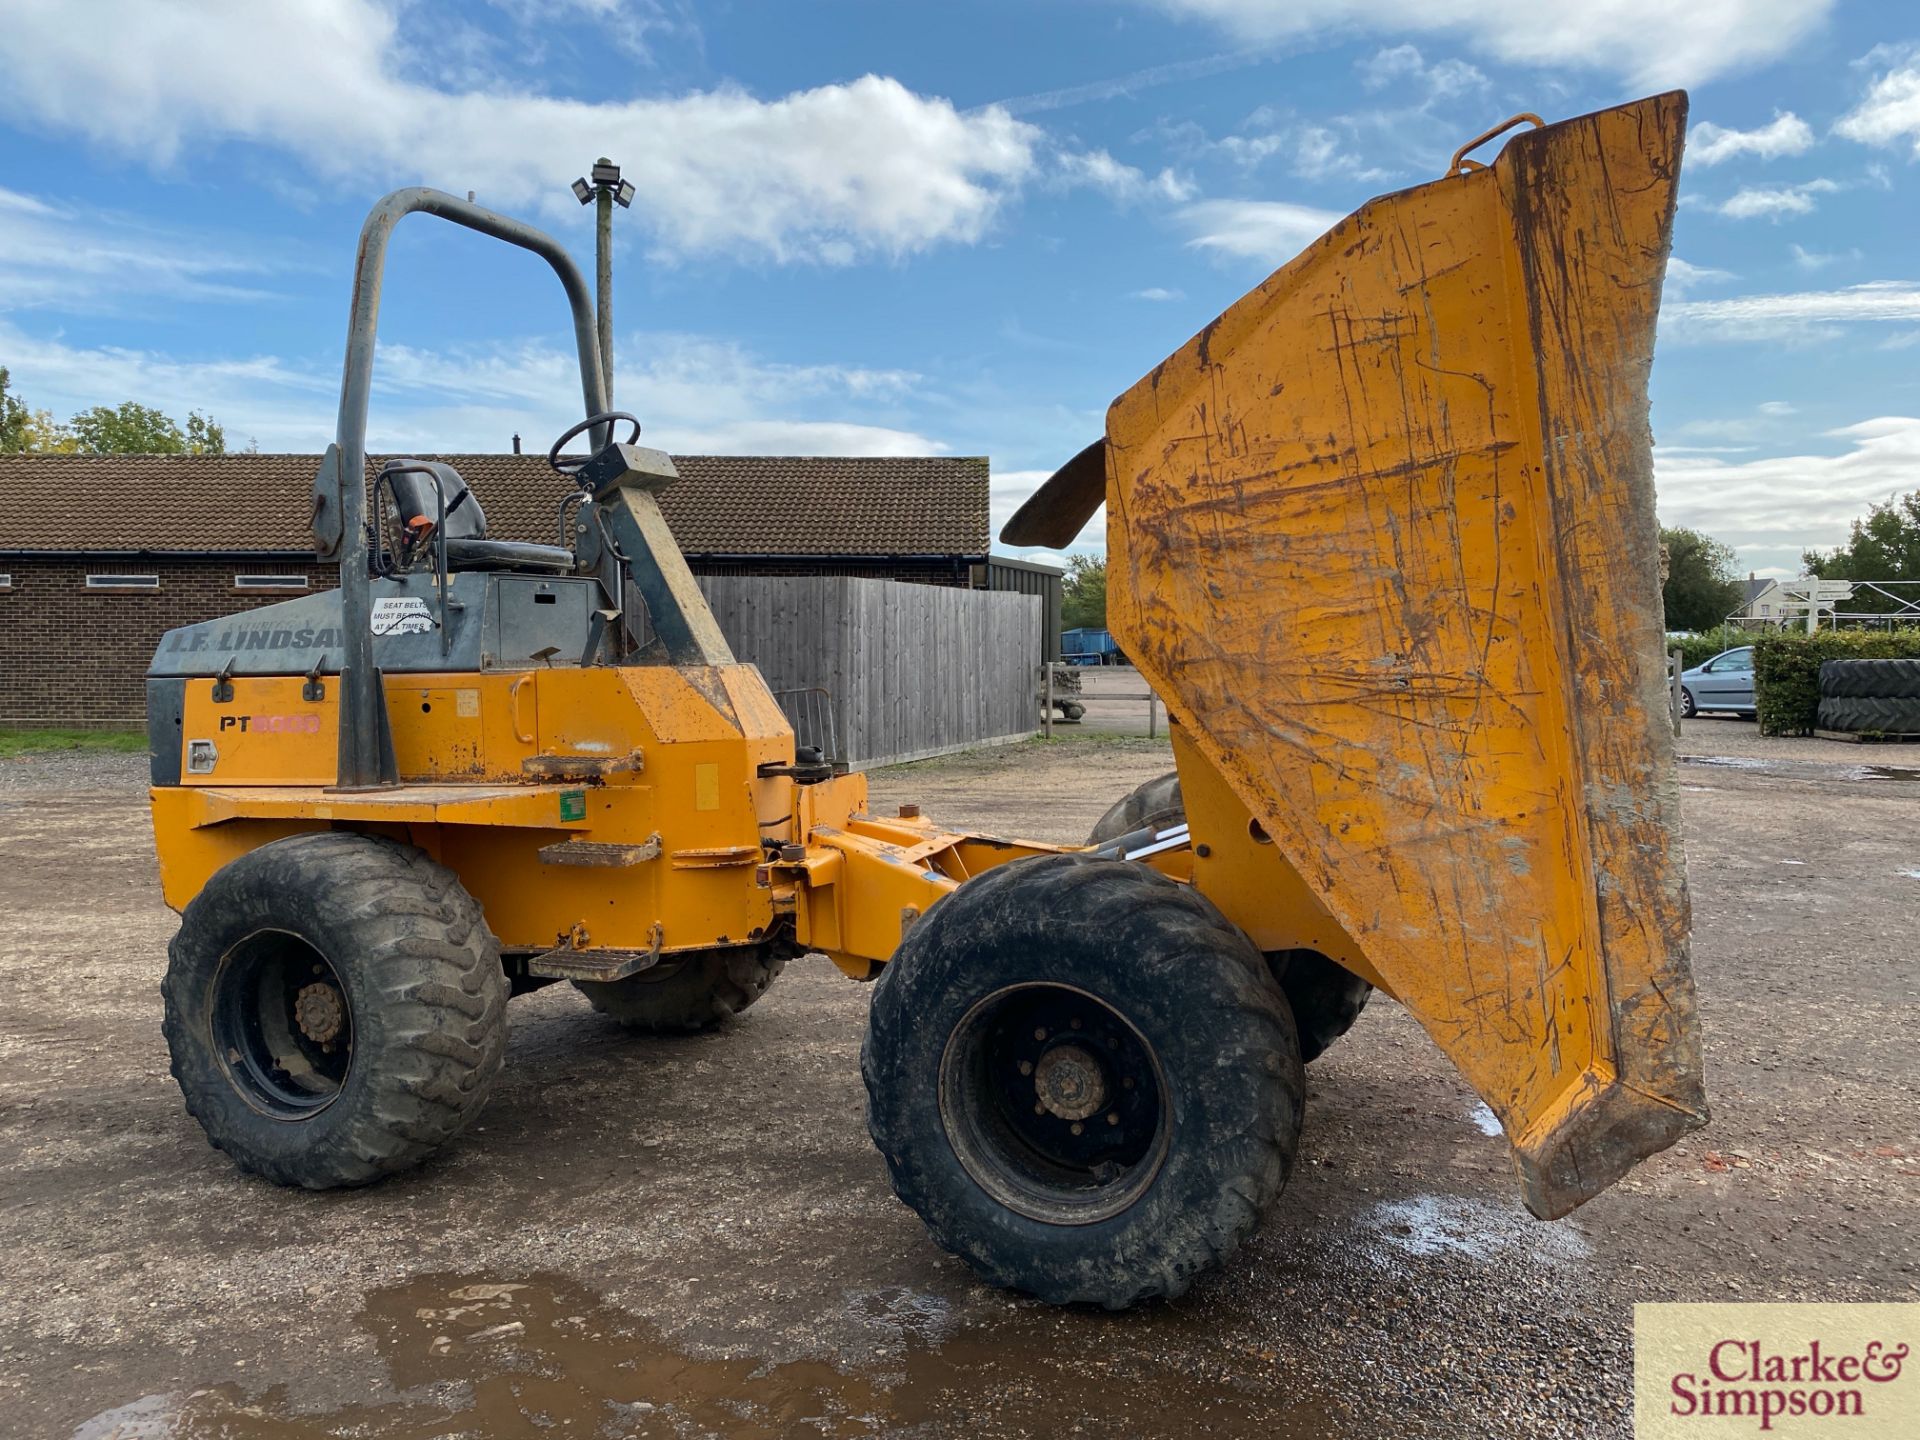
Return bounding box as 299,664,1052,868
370,596,434,636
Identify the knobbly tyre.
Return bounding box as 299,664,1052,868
148,94,1706,1309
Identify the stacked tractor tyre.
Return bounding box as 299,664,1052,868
1818,659,1920,736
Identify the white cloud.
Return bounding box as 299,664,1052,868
1138,0,1833,88
1155,110,1385,184
1688,112,1815,165
1284,124,1377,183
0,187,289,311
1835,43,1920,156
1789,242,1859,271
1656,417,1920,577
1129,287,1184,301
481,0,698,64
0,0,1041,264
1664,281,1920,343
1757,400,1797,416
1716,179,1838,220
1356,45,1486,98
989,468,1103,558
0,320,948,457
1052,150,1196,204
1665,257,1735,293
1179,198,1344,260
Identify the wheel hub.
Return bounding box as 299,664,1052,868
294,982,346,1045
1033,1043,1107,1121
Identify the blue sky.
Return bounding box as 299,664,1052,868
2,1,1918,577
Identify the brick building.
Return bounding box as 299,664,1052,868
0,452,989,727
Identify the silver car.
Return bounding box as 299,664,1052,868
1679,646,1755,717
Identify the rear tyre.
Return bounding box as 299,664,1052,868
573,944,785,1033
162,832,508,1189
863,854,1303,1308
1087,772,1372,1062
1680,687,1698,719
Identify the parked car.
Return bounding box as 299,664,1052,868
1679,646,1755,717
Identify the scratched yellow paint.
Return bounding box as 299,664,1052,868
1103,92,1706,1218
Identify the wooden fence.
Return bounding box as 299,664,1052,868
696,576,1040,767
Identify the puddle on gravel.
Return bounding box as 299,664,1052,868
73,1272,1331,1439
1465,1102,1503,1138
1360,1194,1590,1267
1680,754,1920,784
1848,765,1920,783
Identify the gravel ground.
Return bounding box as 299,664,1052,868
2,723,1915,1439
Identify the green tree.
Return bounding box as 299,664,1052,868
1804,490,1920,582
0,368,28,451
0,374,229,453
1660,525,1744,631
1062,553,1107,630
22,410,77,452
185,410,228,454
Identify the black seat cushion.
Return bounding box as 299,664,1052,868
444,538,576,572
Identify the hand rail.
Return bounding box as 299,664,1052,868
328,189,609,789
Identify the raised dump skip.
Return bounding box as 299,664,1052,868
1100,92,1706,1218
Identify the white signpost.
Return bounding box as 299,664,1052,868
1779,577,1854,633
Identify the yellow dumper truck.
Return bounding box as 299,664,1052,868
146,93,1705,1307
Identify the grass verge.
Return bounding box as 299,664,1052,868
0,728,148,758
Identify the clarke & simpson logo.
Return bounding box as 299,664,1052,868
1636,1305,1917,1438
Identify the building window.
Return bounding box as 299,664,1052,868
84,574,160,591
234,574,310,592
0,574,11,591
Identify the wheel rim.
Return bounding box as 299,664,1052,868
937,983,1170,1225
211,929,353,1119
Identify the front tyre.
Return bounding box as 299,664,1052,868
162,832,508,1189
862,854,1303,1308
1087,772,1371,1062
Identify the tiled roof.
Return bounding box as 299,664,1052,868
0,452,989,558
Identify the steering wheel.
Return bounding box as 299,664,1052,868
547,411,642,475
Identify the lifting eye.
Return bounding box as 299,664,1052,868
1248,818,1273,845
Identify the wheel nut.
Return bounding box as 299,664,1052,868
1018,1060,1033,1076
1033,1027,1047,1042
1107,1112,1120,1126
1070,1122,1084,1136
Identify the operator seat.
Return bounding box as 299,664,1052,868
379,459,575,572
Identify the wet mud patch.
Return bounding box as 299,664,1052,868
74,1272,1336,1439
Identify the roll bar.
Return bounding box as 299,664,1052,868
327,188,609,789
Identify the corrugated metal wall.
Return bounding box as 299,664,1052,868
697,575,1041,768
982,556,1064,660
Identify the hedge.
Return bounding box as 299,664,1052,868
1752,627,1920,735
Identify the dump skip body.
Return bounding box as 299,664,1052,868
1097,93,1706,1218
